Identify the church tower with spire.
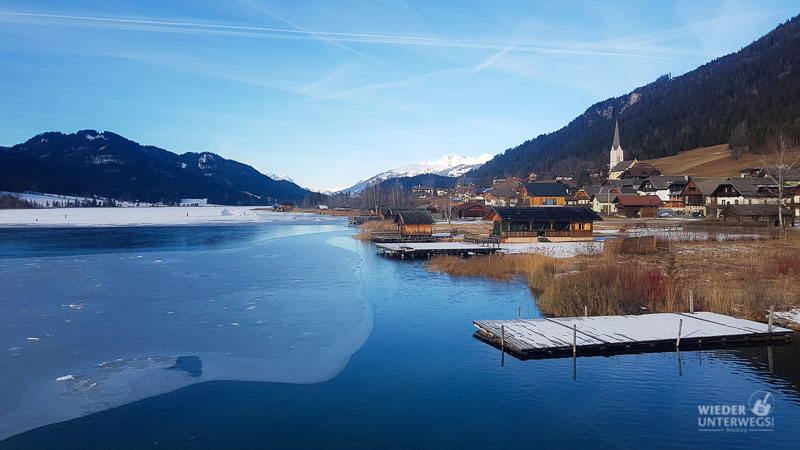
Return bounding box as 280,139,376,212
609,120,624,169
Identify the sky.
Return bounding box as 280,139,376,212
0,1,797,190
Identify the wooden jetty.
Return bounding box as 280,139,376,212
474,312,793,360
376,242,501,258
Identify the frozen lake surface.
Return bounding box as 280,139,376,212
1,217,799,448
0,218,370,440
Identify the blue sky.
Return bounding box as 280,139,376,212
0,1,797,190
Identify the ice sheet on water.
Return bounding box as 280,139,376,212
0,224,370,440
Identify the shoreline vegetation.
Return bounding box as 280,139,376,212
424,229,800,325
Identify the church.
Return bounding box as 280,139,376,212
607,121,637,180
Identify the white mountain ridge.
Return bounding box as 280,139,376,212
335,152,492,194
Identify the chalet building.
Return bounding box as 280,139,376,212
638,176,688,208
608,159,638,180
394,211,435,237
681,177,727,216
602,178,642,191
619,163,661,180
453,201,491,219
522,181,568,206
788,186,800,218
720,204,793,226
613,195,663,218
667,182,688,209
411,186,435,198
739,168,762,178
707,178,776,217
484,180,523,206
486,206,602,242
592,189,637,215
566,187,597,206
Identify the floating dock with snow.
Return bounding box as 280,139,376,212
376,242,500,258
474,312,793,360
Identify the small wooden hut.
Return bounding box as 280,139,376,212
394,211,435,237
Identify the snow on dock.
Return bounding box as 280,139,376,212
474,312,793,359
376,242,500,258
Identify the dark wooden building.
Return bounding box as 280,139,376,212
720,204,792,226
453,201,491,219
613,195,663,218
485,206,601,242
394,211,435,237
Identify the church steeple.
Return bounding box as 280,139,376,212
609,120,624,169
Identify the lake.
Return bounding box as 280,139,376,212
1,219,798,449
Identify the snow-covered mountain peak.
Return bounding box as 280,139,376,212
338,152,493,194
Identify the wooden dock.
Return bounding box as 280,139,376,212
474,312,793,359
376,242,501,258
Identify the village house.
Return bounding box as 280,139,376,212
707,178,776,217
638,176,688,208
566,186,599,206
393,210,435,237
609,159,638,180
411,186,435,198
618,162,661,181
720,204,793,226
485,206,602,242
452,201,491,219
591,188,637,215
613,195,663,218
522,181,568,206
680,177,728,216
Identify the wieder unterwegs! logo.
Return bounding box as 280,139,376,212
697,390,775,432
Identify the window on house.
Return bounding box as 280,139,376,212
510,222,530,232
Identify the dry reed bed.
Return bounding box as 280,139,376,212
352,220,398,240
425,238,800,322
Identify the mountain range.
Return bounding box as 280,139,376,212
338,152,492,194
0,130,310,205
467,15,800,184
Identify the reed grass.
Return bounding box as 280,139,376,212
425,242,800,322
352,220,398,240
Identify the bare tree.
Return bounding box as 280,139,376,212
363,182,382,216
760,134,800,227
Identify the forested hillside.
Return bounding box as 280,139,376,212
469,15,800,184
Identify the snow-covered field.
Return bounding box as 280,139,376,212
500,241,603,257
0,207,338,227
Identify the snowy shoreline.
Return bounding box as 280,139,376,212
0,207,341,228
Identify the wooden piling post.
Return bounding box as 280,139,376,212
584,305,588,317
573,324,577,356
768,305,774,333
676,319,683,348
689,290,694,313
500,325,505,366
518,305,521,320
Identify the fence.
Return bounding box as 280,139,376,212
604,235,658,255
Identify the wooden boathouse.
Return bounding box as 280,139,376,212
485,206,601,242
394,210,435,238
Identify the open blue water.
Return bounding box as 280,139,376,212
1,221,799,449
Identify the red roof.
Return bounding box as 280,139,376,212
613,195,663,207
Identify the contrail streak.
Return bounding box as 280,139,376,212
0,11,705,62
